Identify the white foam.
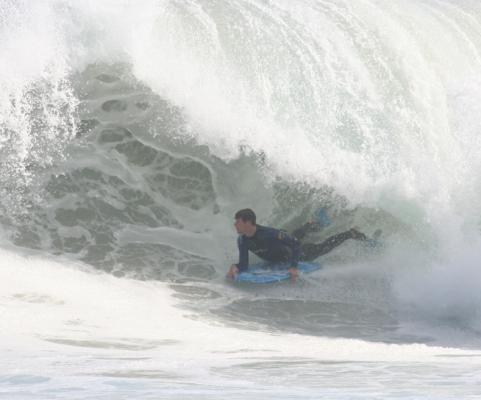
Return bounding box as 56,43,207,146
126,0,481,218
1,247,477,362
0,1,77,187
2,0,481,223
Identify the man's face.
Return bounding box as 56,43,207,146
234,218,252,234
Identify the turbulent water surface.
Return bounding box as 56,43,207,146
2,0,481,399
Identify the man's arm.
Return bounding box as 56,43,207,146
236,236,249,272
277,230,301,268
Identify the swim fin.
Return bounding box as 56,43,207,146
314,208,331,228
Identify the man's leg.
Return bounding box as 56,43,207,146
291,221,319,240
301,228,367,261
291,209,331,240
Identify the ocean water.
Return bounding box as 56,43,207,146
1,0,481,398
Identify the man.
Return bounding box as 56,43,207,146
226,208,368,282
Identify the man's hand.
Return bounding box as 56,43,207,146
226,264,239,280
288,267,299,283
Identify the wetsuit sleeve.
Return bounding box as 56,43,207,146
277,230,301,268
236,236,249,272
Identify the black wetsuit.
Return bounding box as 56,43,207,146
236,224,357,272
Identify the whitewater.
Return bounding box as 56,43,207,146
1,0,481,398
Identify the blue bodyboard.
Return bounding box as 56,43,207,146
230,261,322,284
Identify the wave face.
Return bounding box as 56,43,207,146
2,0,481,347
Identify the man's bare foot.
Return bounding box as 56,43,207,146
288,267,299,283
226,264,239,280
349,228,367,241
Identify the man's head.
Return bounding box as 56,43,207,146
234,208,256,235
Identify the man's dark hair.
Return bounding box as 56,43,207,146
235,208,256,224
